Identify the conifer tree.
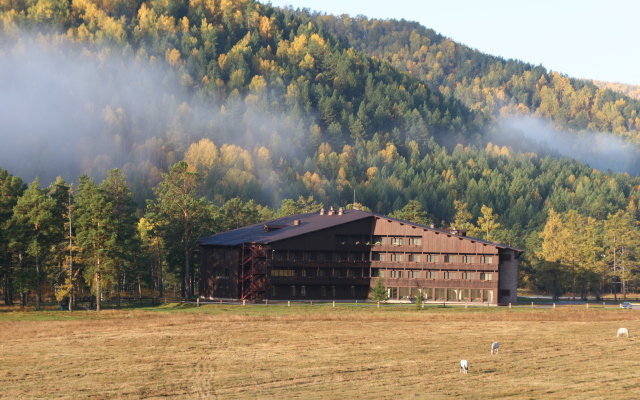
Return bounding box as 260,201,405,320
11,177,57,311
0,169,25,306
370,277,388,302
389,200,431,225
477,205,501,242
146,161,214,299
75,175,114,311
100,169,140,309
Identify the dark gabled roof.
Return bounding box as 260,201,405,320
197,208,523,255
197,209,373,246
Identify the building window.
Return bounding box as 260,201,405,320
500,253,513,262
291,286,296,297
304,252,318,261
484,290,494,303
349,235,363,245
224,251,233,260
332,286,336,297
444,271,456,279
301,286,306,297
373,236,384,245
391,237,404,246
373,252,385,261
390,270,403,278
461,272,474,280
272,269,295,277
215,268,229,278
321,286,326,296
446,288,457,301
291,251,303,261
318,252,328,261
422,287,433,300
435,288,445,301
273,251,286,261
408,237,422,246
335,235,347,245
500,289,511,297
408,254,421,262
472,289,482,302
480,273,493,280
318,268,326,277
333,268,344,277
301,269,307,277
375,269,384,278
390,253,403,262
408,270,420,279
349,252,363,261
399,287,410,299
427,254,439,263
271,286,276,296
334,252,347,261
427,271,438,279
444,255,457,263
480,255,493,264
351,286,356,296
462,255,475,263
387,287,398,299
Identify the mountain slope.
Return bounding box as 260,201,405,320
295,11,640,141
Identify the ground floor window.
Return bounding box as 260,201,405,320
301,286,306,297
484,290,494,303
382,287,494,303
291,286,296,297
321,286,326,297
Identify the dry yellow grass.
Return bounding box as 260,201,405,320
1,306,640,399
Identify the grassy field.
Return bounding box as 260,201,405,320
1,304,640,399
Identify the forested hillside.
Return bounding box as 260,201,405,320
301,12,640,141
1,0,640,304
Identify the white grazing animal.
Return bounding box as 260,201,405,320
460,360,468,374
491,342,500,355
617,327,630,337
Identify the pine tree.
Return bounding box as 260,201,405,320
477,205,501,242
75,175,115,311
0,169,25,306
100,169,140,309
370,277,388,302
389,200,431,225
11,177,57,311
146,161,214,299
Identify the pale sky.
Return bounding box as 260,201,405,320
268,0,640,86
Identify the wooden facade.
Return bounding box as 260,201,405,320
198,209,522,304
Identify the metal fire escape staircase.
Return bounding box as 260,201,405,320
240,245,266,300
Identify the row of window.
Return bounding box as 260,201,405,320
272,268,365,277
269,268,494,280
271,285,364,297
381,270,493,280
272,250,494,264
333,235,423,246
209,250,234,261
387,287,495,302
